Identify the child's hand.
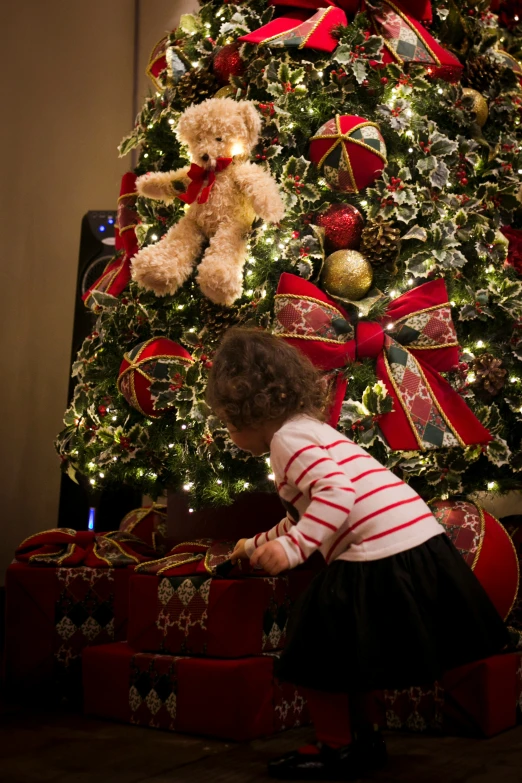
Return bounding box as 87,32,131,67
230,538,248,563
250,540,290,575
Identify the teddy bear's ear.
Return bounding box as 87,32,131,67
239,101,262,149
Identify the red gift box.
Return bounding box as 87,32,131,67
4,563,130,703
83,642,309,741
377,653,521,737
127,570,312,658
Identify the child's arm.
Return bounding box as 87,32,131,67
268,431,357,569
243,516,293,559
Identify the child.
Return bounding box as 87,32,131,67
206,327,510,781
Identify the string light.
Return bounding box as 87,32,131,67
408,147,413,153
143,153,149,158
112,415,117,421
99,472,105,478
386,322,395,330
476,340,484,348
151,234,158,241
510,376,518,383
168,443,174,448
317,71,323,78
90,478,96,485
360,200,368,206
181,424,187,429
217,479,222,485
189,508,194,513
467,372,476,383
191,61,200,67
268,473,275,480
487,481,497,490
265,457,271,465
168,118,175,125
438,88,443,94
407,278,413,286
244,482,250,488
246,289,254,296
177,304,184,310
183,482,193,491
450,301,456,307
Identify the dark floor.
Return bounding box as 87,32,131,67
1,700,522,783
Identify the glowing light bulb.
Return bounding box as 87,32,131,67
231,142,244,156
112,415,117,421
408,147,413,153
168,443,174,448
360,200,368,206
487,481,497,490
99,472,105,478
183,482,193,491
450,301,456,307
265,457,271,465
268,473,275,480
189,508,194,513
467,373,476,383
407,279,413,286
143,153,149,158
438,88,443,94
317,71,323,77
476,340,484,348
181,424,187,429
244,482,250,488
90,478,96,485
151,234,158,241
168,118,175,125
510,376,518,383
217,479,222,485
177,304,184,310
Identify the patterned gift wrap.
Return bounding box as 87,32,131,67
4,563,130,704
127,570,312,658
376,653,521,738
83,642,309,741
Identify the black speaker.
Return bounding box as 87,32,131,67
58,211,141,532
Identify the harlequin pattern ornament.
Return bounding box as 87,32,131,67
212,43,245,85
315,203,364,252
320,250,373,301
117,338,193,418
431,500,519,621
309,115,387,193
461,88,488,127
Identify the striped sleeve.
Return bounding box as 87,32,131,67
270,431,355,569
244,517,293,558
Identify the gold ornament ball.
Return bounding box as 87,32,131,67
462,88,488,128
320,250,373,301
214,85,236,99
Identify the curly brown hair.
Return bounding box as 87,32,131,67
206,328,327,429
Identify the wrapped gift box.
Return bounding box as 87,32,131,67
4,563,131,703
127,570,312,657
376,653,521,737
83,642,309,741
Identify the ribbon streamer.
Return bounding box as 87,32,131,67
15,529,156,567
273,273,491,451
83,172,139,307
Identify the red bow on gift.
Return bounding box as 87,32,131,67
135,539,266,577
83,172,139,307
239,0,461,82
273,273,491,451
15,529,156,567
178,158,233,205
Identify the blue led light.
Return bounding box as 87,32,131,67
107,217,114,224
99,225,106,232
88,507,96,531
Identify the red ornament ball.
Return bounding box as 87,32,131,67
315,203,364,252
431,499,519,620
309,115,387,193
213,43,245,85
117,338,193,418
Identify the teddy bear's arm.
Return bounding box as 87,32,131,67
232,162,285,224
136,168,191,204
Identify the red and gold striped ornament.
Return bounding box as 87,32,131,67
118,338,193,418
309,115,387,193
431,500,520,621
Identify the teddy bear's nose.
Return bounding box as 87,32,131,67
201,153,210,162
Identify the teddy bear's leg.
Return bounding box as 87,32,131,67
131,214,205,296
196,222,249,306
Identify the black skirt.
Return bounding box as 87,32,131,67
276,533,510,693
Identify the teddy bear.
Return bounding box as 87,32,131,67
132,97,285,306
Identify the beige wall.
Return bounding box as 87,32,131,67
0,0,197,583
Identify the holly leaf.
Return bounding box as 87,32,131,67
430,160,450,189
353,59,367,84
401,225,428,242
486,438,511,468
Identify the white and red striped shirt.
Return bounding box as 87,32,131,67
244,415,444,570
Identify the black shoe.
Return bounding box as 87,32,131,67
267,735,387,781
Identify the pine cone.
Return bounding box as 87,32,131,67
199,299,252,342
464,57,503,93
359,216,401,270
472,353,507,395
176,70,218,104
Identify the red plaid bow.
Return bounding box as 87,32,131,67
273,273,491,451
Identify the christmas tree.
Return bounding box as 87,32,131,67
56,0,522,513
